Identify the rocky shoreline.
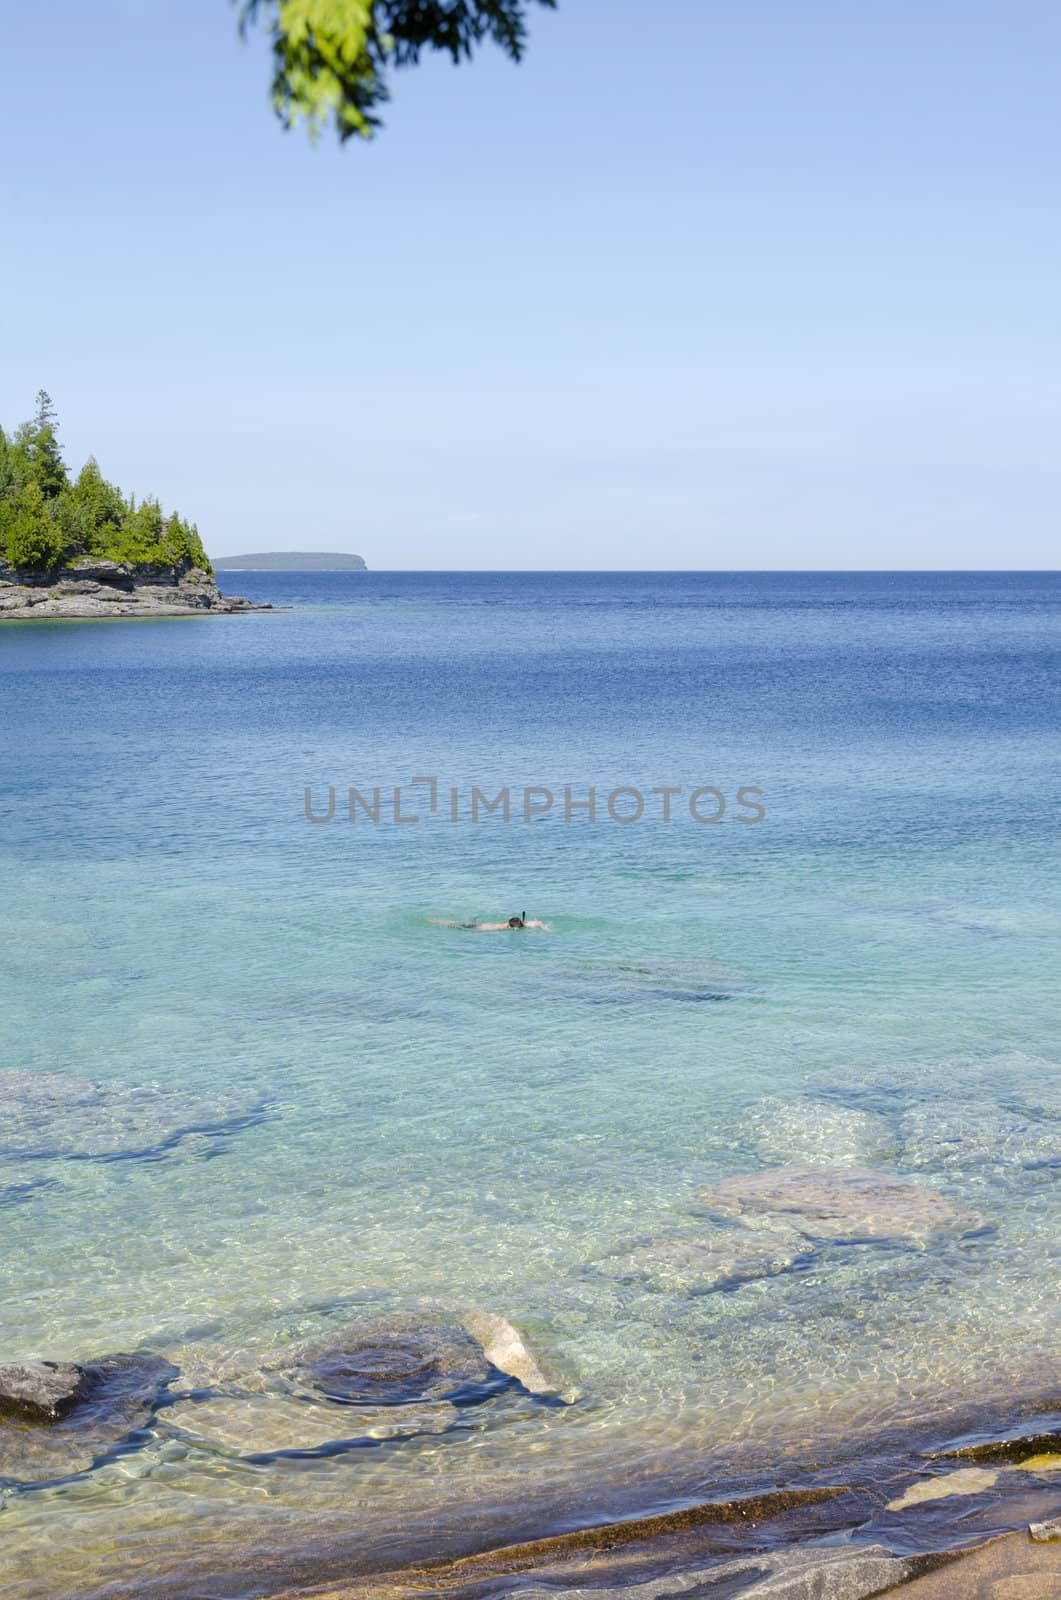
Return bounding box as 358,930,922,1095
0,556,270,619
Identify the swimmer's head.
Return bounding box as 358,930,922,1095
508,915,525,928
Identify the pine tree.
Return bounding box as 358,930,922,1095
2,481,64,569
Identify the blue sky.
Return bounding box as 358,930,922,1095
2,0,1059,569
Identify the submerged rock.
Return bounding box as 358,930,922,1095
165,1394,458,1457
886,1466,1000,1510
463,1310,580,1403
899,1102,1061,1175
568,956,745,1008
739,1097,898,1169
937,1425,1061,1464
596,1224,812,1295
696,1166,976,1243
0,1361,88,1423
293,1313,495,1406
0,1353,177,1484
517,1544,940,1600
0,1174,55,1207
0,1069,267,1163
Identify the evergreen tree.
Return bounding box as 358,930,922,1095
2,481,64,570
0,394,213,575
13,390,68,500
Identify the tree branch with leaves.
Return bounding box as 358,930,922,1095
238,0,555,141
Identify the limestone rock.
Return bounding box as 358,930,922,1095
1029,1517,1061,1541
0,1353,177,1484
937,1427,1061,1465
0,1361,88,1423
900,1102,1061,1175
517,1544,940,1600
887,1467,1000,1510
165,1394,458,1457
696,1165,976,1243
0,556,267,620
740,1097,898,1168
463,1310,580,1402
67,558,134,585
294,1313,494,1406
596,1224,812,1295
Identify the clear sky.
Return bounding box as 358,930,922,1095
2,1,1059,569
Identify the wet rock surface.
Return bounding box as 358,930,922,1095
0,1360,88,1423
886,1466,1001,1510
0,1068,268,1162
293,1313,497,1406
597,1224,812,1294
938,1425,1061,1465
463,1310,580,1402
697,1165,976,1243
514,1544,944,1600
0,1353,177,1484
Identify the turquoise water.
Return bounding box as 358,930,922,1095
1,572,1059,1596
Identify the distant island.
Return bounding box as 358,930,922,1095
0,392,266,620
214,552,367,571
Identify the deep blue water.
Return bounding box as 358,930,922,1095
1,572,1059,1597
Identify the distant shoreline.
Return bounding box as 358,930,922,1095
213,552,366,572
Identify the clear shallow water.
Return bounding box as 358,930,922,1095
1,572,1059,1597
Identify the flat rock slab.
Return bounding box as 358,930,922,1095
900,1103,1061,1175
165,1395,458,1457
0,1069,266,1162
463,1311,580,1402
696,1166,976,1243
515,1544,942,1600
893,1531,1061,1593
293,1314,495,1406
0,1360,89,1423
887,1466,1001,1510
936,1426,1061,1465
739,1097,898,1169
0,1353,177,1484
597,1224,812,1295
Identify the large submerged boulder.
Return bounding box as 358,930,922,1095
0,1353,177,1484
292,1313,496,1406
696,1166,977,1244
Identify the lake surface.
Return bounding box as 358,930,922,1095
2,571,1060,1597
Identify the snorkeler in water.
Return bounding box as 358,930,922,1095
429,911,550,931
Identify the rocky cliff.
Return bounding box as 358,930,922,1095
0,556,271,620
